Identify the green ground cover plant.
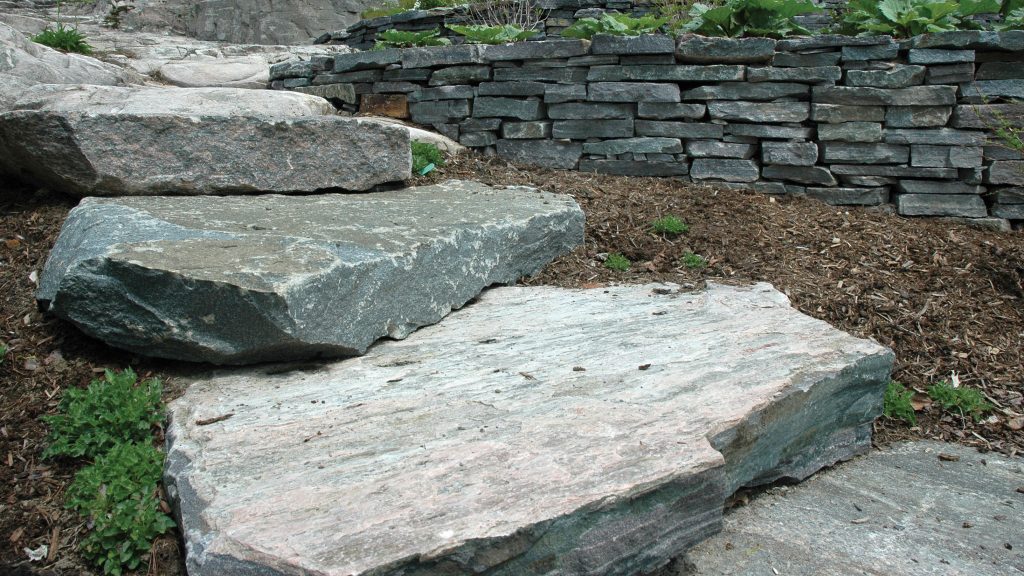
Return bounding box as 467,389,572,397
680,252,707,269
675,0,821,37
650,215,689,236
43,369,173,575
927,379,993,421
562,13,667,39
412,141,446,175
65,442,175,576
448,23,538,43
883,380,917,425
374,28,451,48
604,253,632,271
42,368,164,459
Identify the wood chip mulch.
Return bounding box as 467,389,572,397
2,155,1022,574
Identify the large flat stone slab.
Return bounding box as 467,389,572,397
11,84,335,117
685,441,1024,575
0,111,409,195
37,181,583,364
164,283,894,575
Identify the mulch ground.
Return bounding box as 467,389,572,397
2,154,1022,575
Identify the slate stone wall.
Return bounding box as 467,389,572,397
273,31,1024,222
322,0,848,51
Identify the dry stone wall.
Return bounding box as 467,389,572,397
272,31,1024,222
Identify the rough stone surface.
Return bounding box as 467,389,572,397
745,66,842,84
811,104,885,124
588,81,680,102
497,139,582,169
165,282,892,576
0,112,408,196
804,187,889,206
897,180,984,195
638,121,724,139
37,182,584,364
817,122,883,142
126,0,366,45
685,441,1024,576
762,165,837,186
911,145,983,168
684,82,808,101
897,193,987,217
688,140,756,159
10,84,334,118
812,86,956,106
579,159,689,176
0,22,137,109
822,142,910,164
762,142,819,166
587,65,744,83
676,35,776,63
158,56,270,88
582,137,683,155
592,34,675,55
707,101,809,123
690,159,760,182
845,65,925,88
884,106,952,128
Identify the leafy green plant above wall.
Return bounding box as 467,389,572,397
374,27,452,49
562,13,668,39
362,0,462,18
448,23,539,43
675,0,822,38
840,0,1002,37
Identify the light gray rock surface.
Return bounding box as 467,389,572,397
157,56,269,88
165,282,893,576
125,0,367,45
684,441,1024,576
0,21,136,109
0,111,407,195
11,83,334,117
37,181,583,364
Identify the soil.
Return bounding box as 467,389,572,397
2,155,1022,575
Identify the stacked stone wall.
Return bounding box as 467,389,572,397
273,31,1024,222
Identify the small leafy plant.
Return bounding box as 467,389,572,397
65,442,175,576
562,13,667,39
927,379,993,422
678,0,822,37
412,141,445,175
42,368,164,460
32,0,94,54
681,252,707,269
883,380,917,425
840,0,1000,37
448,23,538,43
43,368,172,575
650,215,689,236
32,24,93,54
604,253,632,271
374,27,451,49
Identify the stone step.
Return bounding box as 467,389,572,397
164,283,893,576
0,84,411,195
36,181,584,364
